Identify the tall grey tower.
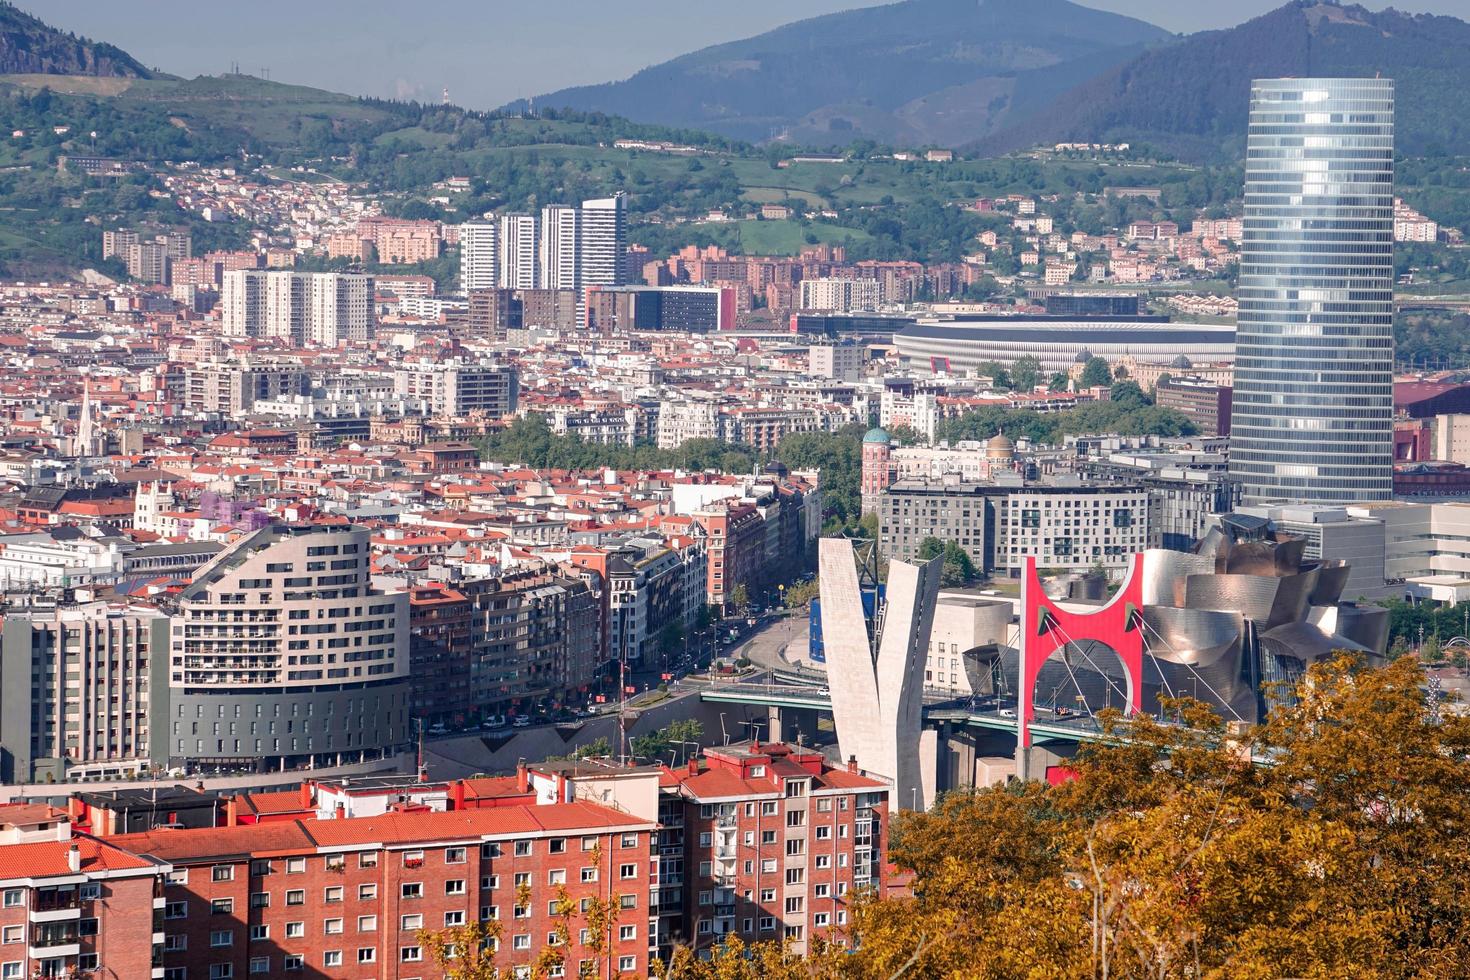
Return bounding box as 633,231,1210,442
1228,78,1395,504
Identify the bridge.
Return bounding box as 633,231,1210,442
698,680,1111,745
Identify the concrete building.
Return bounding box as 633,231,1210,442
880,476,1150,577
0,601,169,783
458,219,499,292
800,278,881,313
1237,504,1389,601
126,242,169,284
168,524,410,772
394,361,519,418
499,212,540,289
924,593,1011,696
808,343,864,382
1355,501,1470,605
183,363,312,415
539,204,581,290
580,193,628,288
1155,377,1233,436
1230,78,1396,503
1432,414,1470,465
584,285,733,332
222,271,375,346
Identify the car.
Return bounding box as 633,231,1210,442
427,723,448,736
999,708,1016,719
512,716,531,728
816,686,831,697
481,715,507,730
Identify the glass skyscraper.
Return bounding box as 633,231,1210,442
1229,77,1395,504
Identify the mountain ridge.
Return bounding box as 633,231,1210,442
509,0,1172,147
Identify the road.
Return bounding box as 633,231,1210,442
735,611,823,675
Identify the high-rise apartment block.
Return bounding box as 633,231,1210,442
540,204,581,290
1229,78,1395,503
393,361,520,418
580,194,628,288
167,524,410,771
499,212,541,289
458,219,499,292
222,271,375,346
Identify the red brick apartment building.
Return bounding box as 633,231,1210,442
0,743,889,978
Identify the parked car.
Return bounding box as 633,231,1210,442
817,687,831,697
512,715,531,728
427,723,448,736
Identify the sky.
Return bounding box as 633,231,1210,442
37,0,1470,111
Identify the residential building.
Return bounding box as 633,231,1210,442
1155,377,1233,436
167,524,411,772
1229,78,1396,503
222,271,375,346
394,361,519,418
799,278,881,313
580,194,628,288
499,213,541,289
458,220,499,292
540,205,581,291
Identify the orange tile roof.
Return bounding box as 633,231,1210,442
0,837,156,879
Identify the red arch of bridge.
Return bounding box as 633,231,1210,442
1019,554,1145,747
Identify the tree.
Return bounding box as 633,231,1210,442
729,583,750,614
916,536,979,587
1079,356,1113,388
783,579,821,609
1011,354,1043,392
419,921,504,979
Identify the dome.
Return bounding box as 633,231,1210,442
1170,353,1193,369
986,432,1015,460
1073,348,1094,364
863,427,891,445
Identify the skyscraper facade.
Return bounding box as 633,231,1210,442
539,204,580,289
580,192,628,287
458,219,499,292
1229,77,1395,504
498,212,540,289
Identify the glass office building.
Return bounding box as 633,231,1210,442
1229,78,1395,503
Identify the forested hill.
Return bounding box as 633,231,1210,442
0,3,152,78
983,1,1470,161
512,0,1169,148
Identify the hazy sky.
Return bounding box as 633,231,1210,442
37,0,1470,110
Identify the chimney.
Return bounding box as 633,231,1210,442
515,762,530,794
224,797,239,828
66,844,80,873
847,755,859,774
299,781,313,809
451,779,466,812
67,795,84,822
687,757,698,776
751,738,760,754
334,802,345,821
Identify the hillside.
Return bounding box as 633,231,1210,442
0,2,152,78
512,0,1170,148
985,1,1470,160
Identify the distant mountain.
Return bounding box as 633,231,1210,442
985,1,1470,160
0,2,152,78
511,0,1171,148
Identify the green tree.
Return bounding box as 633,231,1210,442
1079,356,1113,388
729,583,750,614
1011,354,1043,392
916,536,979,587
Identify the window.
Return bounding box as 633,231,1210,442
0,927,19,945
401,947,423,963
359,852,379,869
285,890,304,906
445,879,466,895
163,971,186,980
514,935,532,951
514,872,531,889
582,836,599,852
250,859,272,876
283,954,303,971
761,802,777,816
210,966,234,980
548,870,566,886
619,956,637,972
324,855,345,873
619,895,637,910
786,868,804,886
445,846,467,864
403,850,424,868
581,867,598,883
445,910,465,927
483,875,499,890
400,914,423,931
324,918,343,935
620,863,637,880
814,884,830,899
249,958,269,975
358,948,377,964
785,897,804,914
324,886,343,903
358,915,377,932
1,890,20,909
210,929,234,948
402,882,423,899
211,898,234,914
250,892,269,909
249,925,269,942
514,841,532,857
549,838,566,854
212,865,235,882
482,843,502,859
815,855,831,870
619,925,637,941
816,825,831,840
286,857,305,874
760,889,775,903
79,883,100,901
620,833,638,848
285,922,305,939
359,883,377,901
165,935,187,952
166,900,188,919
323,951,342,967
698,832,712,847
815,912,830,927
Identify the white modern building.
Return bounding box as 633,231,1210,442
499,212,540,289
222,270,374,346
458,219,499,292
800,277,881,313
579,193,628,288
393,360,519,418
539,204,581,290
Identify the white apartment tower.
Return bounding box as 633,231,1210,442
458,219,499,292
579,193,627,287
539,204,581,290
498,212,540,289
